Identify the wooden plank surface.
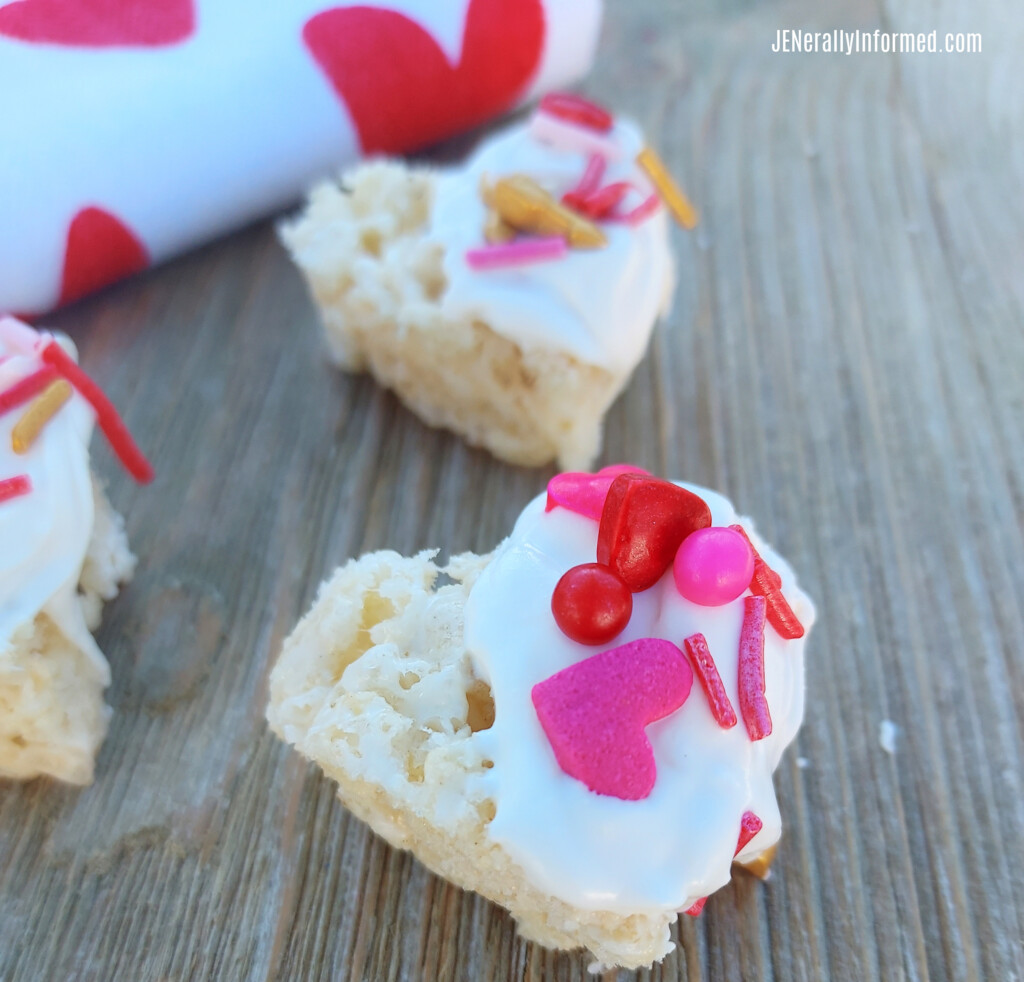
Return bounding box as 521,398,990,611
2,0,1022,979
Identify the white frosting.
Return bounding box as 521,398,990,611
0,331,106,680
465,485,815,914
429,114,676,375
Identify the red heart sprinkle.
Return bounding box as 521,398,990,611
545,464,649,520
597,475,712,592
532,638,693,800
597,463,651,478
551,563,632,645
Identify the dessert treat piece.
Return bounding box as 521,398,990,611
0,317,152,785
268,465,814,968
281,94,693,469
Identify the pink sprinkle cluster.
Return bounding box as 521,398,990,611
526,462,809,902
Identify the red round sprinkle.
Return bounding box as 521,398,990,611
551,563,632,646
539,91,614,132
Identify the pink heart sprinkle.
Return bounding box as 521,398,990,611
545,464,649,520
532,638,693,800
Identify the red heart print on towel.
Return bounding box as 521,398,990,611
303,0,545,155
0,0,194,46
532,638,693,800
59,208,149,306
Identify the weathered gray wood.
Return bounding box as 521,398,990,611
1,0,1021,979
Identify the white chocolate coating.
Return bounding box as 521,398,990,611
0,330,106,679
465,485,815,914
429,114,675,375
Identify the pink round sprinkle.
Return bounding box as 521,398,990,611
673,526,754,607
